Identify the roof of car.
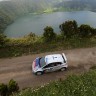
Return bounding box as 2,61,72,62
45,54,64,64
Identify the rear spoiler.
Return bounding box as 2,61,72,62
62,53,67,63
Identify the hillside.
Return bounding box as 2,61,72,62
0,0,96,34
55,0,96,11
0,0,59,33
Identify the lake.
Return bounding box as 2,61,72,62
4,11,96,38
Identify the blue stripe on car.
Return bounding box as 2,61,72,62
36,58,40,67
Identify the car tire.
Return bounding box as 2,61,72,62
36,71,43,75
60,67,66,71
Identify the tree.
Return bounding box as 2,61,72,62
27,32,36,38
0,34,7,47
43,26,56,42
90,28,96,37
26,32,36,41
59,20,78,38
78,24,92,38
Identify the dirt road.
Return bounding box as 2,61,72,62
0,47,96,89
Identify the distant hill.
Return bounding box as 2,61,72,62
55,0,96,12
0,0,96,20
0,0,96,33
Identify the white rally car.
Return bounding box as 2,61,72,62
32,53,68,75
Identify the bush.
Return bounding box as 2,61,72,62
0,83,8,96
90,28,96,37
0,34,7,47
59,20,78,38
0,79,19,96
43,26,56,42
8,79,19,94
78,24,92,38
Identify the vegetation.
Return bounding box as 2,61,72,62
1,68,96,96
0,0,96,33
0,20,96,58
43,26,56,42
13,69,96,96
59,20,78,38
56,0,96,12
0,33,7,47
0,79,19,96
0,0,62,33
90,65,96,70
0,83,8,96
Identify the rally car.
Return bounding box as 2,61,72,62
32,53,68,75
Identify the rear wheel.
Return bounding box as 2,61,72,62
60,67,66,71
36,71,43,75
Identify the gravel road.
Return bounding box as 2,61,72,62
0,47,96,89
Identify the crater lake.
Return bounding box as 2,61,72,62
4,11,96,38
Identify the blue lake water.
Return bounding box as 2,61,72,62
4,11,96,38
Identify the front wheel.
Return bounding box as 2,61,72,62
60,67,67,71
36,71,43,75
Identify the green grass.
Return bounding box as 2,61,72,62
43,8,54,13
0,36,96,58
13,70,96,96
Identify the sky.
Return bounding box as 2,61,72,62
0,0,10,1
0,0,71,1
0,0,73,2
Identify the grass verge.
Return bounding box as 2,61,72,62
0,36,96,58
13,69,96,96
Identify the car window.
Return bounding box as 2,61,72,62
43,63,54,68
43,62,62,68
53,62,62,66
39,57,46,67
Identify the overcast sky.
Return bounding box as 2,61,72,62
0,0,10,1
0,0,73,2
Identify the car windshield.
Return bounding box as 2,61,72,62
40,57,46,67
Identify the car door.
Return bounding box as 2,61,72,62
52,62,62,71
43,63,54,73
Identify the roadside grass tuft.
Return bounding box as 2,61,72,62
13,70,96,96
0,35,96,58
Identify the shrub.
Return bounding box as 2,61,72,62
8,79,19,94
0,34,7,47
0,83,8,96
0,79,19,96
25,32,37,42
78,24,92,38
90,28,96,37
59,20,78,38
43,26,56,42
